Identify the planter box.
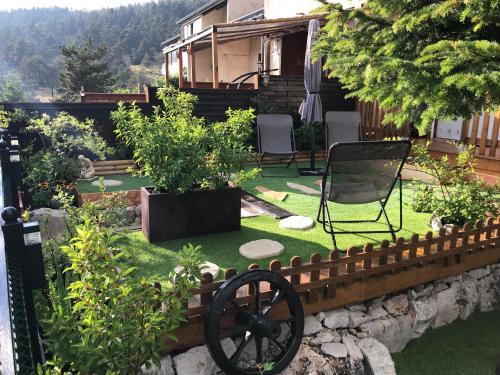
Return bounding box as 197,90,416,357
141,186,241,243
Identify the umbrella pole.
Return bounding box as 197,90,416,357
299,121,324,176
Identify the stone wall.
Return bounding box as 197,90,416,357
142,263,500,375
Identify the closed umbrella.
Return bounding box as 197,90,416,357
298,19,324,176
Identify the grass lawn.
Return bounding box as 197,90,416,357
393,310,500,375
104,163,432,284
77,174,153,193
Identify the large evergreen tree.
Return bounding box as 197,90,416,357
315,0,500,133
59,38,115,101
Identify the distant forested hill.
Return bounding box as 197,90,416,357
0,0,205,99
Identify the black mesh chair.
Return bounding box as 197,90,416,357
317,140,412,249
256,114,298,176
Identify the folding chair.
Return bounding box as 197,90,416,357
325,111,361,153
256,114,299,176
317,140,412,249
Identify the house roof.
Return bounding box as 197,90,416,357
163,14,326,54
176,0,227,25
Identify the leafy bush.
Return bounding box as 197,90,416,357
411,143,498,225
112,87,257,193
39,214,202,374
22,112,111,208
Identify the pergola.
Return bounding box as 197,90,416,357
162,14,326,89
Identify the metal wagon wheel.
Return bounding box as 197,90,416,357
206,269,304,375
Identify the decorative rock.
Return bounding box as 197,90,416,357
466,266,490,280
357,338,396,375
346,303,367,312
172,344,215,375
285,344,334,375
140,354,175,375
239,239,285,260
303,315,323,336
369,306,389,320
359,314,416,353
349,311,374,328
323,308,350,329
310,331,336,346
134,204,142,217
342,335,363,361
316,311,326,322
477,274,498,312
430,214,443,231
383,295,408,316
456,274,479,320
91,179,123,187
409,294,437,334
437,274,462,285
175,262,220,280
367,296,385,311
433,282,448,293
124,206,136,223
29,208,68,242
415,284,434,298
279,215,314,231
321,343,348,358
432,285,460,328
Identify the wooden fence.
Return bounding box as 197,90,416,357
453,112,499,158
164,217,500,352
356,100,410,140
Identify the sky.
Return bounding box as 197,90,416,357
0,0,156,11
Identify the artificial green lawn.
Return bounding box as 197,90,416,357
393,310,500,375
77,174,153,193
87,164,432,284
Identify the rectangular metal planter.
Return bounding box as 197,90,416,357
141,186,241,243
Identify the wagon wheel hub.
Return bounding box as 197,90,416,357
248,313,282,340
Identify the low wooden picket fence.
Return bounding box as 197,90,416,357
164,217,500,352
356,100,410,140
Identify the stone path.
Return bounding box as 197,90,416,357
91,179,123,187
239,239,285,260
279,215,314,230
287,182,321,195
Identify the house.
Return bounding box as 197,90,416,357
161,0,362,89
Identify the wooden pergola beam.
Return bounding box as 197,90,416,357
164,53,169,86
211,28,219,89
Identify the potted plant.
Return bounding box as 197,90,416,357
112,87,256,242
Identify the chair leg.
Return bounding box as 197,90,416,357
378,200,396,241
324,200,338,249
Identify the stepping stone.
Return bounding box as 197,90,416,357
255,186,288,201
239,239,285,260
287,182,321,195
279,215,314,230
175,261,220,279
91,179,123,187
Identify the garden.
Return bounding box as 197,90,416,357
0,0,498,373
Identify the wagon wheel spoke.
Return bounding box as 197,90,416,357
254,281,261,313
228,298,245,314
269,337,286,354
264,289,285,314
255,334,263,364
230,333,254,363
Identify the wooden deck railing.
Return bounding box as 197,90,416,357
356,100,409,140
458,112,500,158
164,217,500,352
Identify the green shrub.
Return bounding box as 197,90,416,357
39,210,202,374
112,87,257,194
412,143,498,225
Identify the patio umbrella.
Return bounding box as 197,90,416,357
298,19,323,176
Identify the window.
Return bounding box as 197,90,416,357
182,17,202,38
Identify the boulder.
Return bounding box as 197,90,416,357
29,208,68,242
346,303,367,312
466,266,490,281
323,308,350,329
316,311,326,322
309,330,340,346
414,284,434,298
383,295,408,316
477,274,499,312
433,282,448,293
172,339,235,375
367,296,385,311
456,274,479,320
321,343,348,358
357,338,396,375
124,206,136,224
140,355,175,375
432,285,459,328
285,344,335,375
349,311,375,328
369,306,389,320
303,315,323,336
342,335,363,361
359,314,416,353
409,294,437,334
134,204,142,217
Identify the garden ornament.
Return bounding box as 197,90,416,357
78,154,95,179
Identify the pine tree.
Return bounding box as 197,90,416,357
315,0,500,133
59,38,116,101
